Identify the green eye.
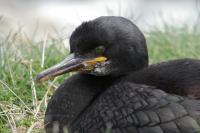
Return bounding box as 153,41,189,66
95,46,105,54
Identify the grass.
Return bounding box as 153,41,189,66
147,25,200,63
0,24,200,133
0,30,69,132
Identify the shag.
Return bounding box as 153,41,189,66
36,16,200,133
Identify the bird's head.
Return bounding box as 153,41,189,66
35,16,148,83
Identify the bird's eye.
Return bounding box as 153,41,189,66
95,46,105,55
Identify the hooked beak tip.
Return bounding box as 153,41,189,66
34,74,45,84
34,73,54,84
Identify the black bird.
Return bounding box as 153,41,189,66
36,16,200,133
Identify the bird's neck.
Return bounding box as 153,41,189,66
61,74,121,127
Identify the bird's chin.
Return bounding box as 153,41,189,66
88,71,108,76
80,66,110,76
78,61,112,76
78,69,109,76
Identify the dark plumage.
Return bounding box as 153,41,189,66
71,82,200,133
36,16,200,133
126,59,200,99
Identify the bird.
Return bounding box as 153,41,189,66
35,16,200,133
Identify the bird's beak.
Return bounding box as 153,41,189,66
35,53,107,83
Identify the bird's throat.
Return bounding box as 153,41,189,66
44,74,119,132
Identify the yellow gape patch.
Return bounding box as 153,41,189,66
85,56,107,65
81,56,107,71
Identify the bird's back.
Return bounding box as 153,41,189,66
126,59,200,99
71,82,200,133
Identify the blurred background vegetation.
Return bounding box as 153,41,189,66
0,0,200,132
